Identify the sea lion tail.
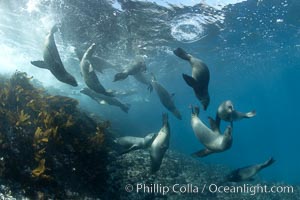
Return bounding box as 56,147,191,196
261,157,276,169
245,110,256,118
173,48,190,61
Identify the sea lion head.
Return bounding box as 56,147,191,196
224,100,234,113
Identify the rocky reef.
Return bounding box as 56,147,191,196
0,71,110,199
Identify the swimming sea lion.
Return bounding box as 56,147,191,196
75,48,121,73
173,47,210,110
80,43,114,96
216,100,256,127
151,76,182,120
226,157,275,182
150,113,170,173
113,58,146,82
31,25,78,86
190,106,232,157
80,87,130,113
115,132,157,154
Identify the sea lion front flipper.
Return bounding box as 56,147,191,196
98,100,108,105
191,149,213,157
120,144,139,154
215,115,221,128
261,157,276,169
173,48,190,61
120,103,130,113
182,74,198,88
147,84,153,93
244,110,256,118
88,64,94,73
208,117,219,132
31,61,48,69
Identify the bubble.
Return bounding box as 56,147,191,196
170,13,212,43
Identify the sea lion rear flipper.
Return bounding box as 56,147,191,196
182,74,197,88
208,117,219,131
31,61,48,69
191,149,213,157
173,48,190,61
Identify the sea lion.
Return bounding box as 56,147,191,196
173,47,210,110
216,100,256,127
151,76,182,120
226,157,275,182
113,58,147,82
115,132,157,154
80,87,130,113
75,48,121,73
150,113,170,173
31,25,78,87
80,43,114,96
133,71,153,92
190,106,232,157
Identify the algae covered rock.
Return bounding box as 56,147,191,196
0,71,111,199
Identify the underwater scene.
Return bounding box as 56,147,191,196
0,0,299,199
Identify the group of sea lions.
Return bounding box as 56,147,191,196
115,113,170,173
31,25,275,180
173,48,275,182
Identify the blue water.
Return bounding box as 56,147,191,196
1,0,300,185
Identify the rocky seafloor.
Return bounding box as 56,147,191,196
0,72,298,199
103,150,299,200
1,149,298,199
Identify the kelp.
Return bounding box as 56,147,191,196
0,71,110,198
